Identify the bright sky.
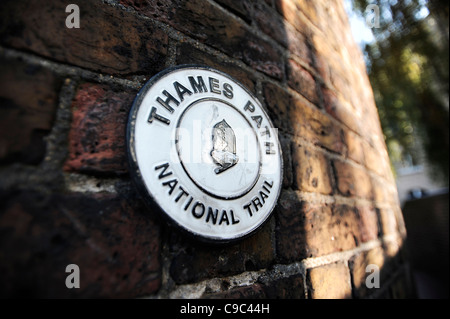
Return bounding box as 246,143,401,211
343,0,376,47
344,0,430,48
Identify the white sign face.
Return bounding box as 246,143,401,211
127,65,282,243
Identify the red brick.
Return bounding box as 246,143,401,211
287,59,322,106
0,189,161,298
312,39,333,85
249,1,289,48
322,87,361,135
321,52,354,102
292,0,321,28
275,0,311,36
305,203,359,256
243,0,314,73
176,43,256,93
336,83,359,119
0,0,168,76
372,177,389,204
377,207,399,237
292,143,333,195
290,97,347,154
0,56,61,164
355,205,380,242
261,1,315,68
373,176,400,206
307,262,352,299
263,82,347,162
332,160,374,200
332,204,379,245
345,131,365,165
64,83,137,175
386,187,401,206
169,218,274,284
276,192,360,261
275,190,309,262
362,140,386,177
279,135,294,188
286,26,314,68
383,236,403,258
121,0,283,79
263,82,292,134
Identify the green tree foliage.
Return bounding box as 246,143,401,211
352,0,449,184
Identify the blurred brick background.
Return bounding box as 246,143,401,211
0,0,414,298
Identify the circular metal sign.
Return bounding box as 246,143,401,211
127,65,282,243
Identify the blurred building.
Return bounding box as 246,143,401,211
396,164,448,205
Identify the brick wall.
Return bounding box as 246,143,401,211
0,0,414,298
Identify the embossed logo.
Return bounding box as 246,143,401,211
211,119,239,174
